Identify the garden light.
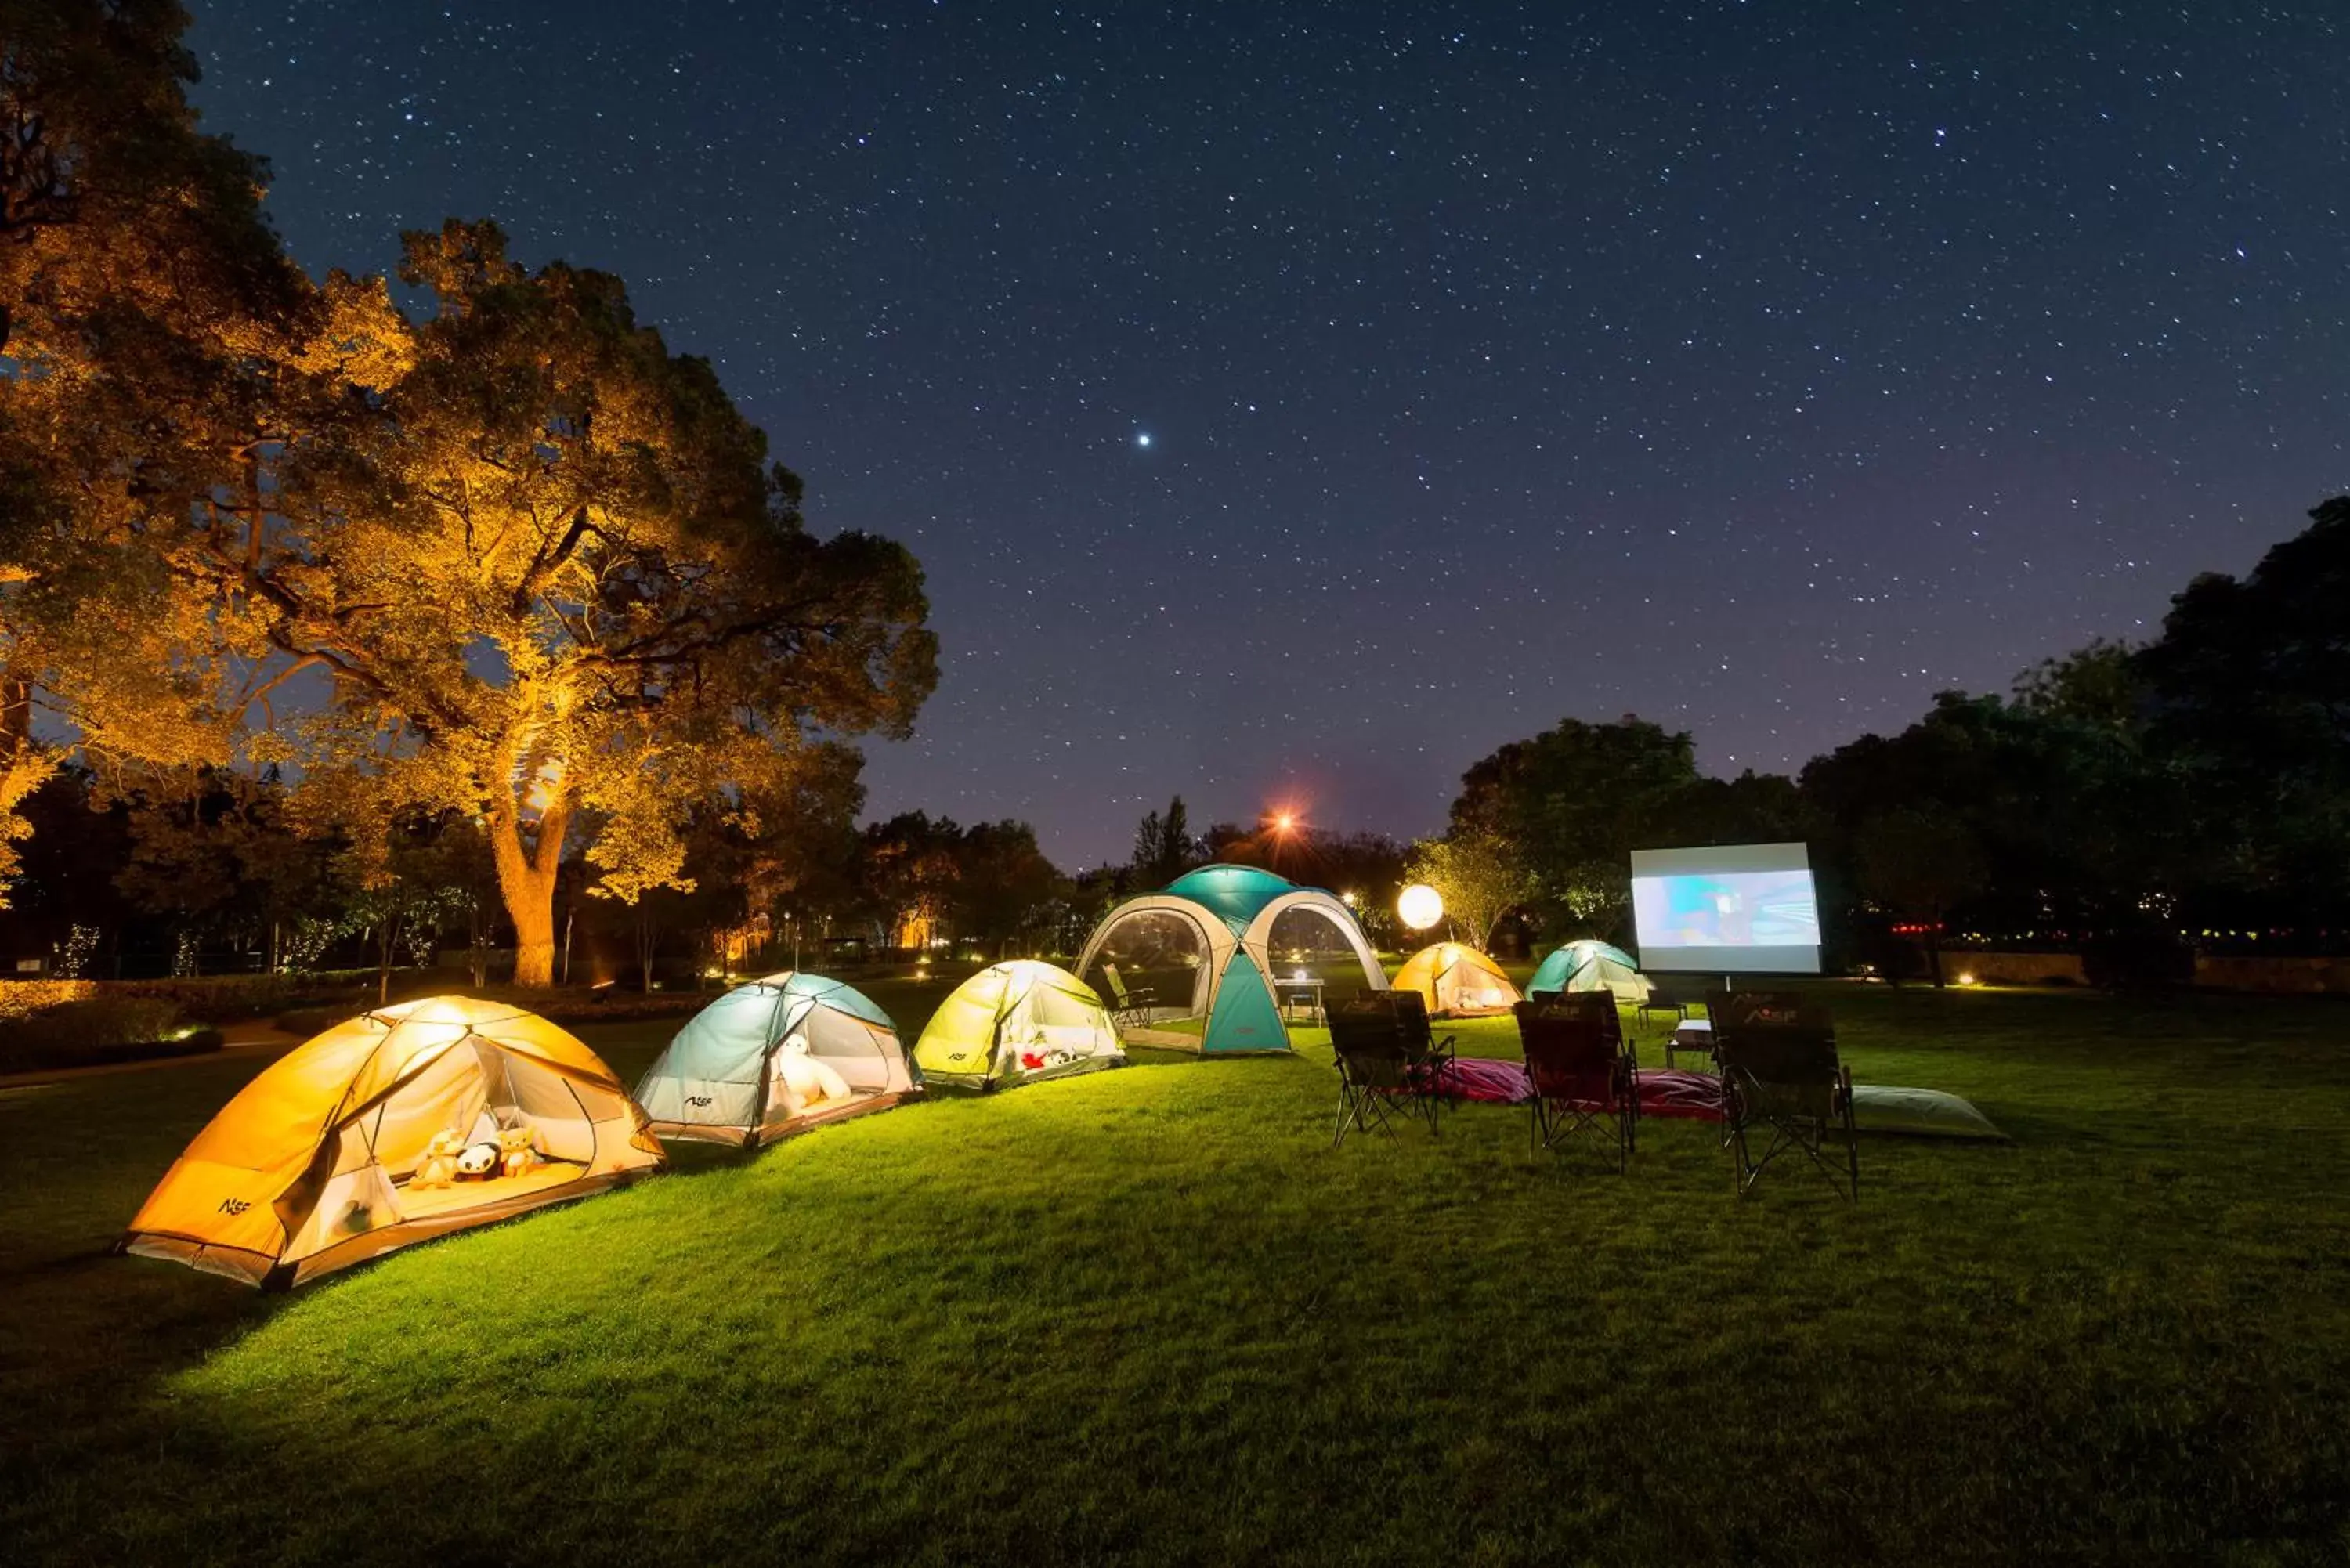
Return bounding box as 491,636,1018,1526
1398,883,1444,931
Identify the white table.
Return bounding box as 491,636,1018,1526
1667,1017,1713,1070
1275,977,1325,1024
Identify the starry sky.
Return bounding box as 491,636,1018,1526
187,1,2350,867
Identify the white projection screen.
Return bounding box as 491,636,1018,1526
1629,842,1822,975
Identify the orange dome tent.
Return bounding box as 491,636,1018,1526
120,996,664,1289
1394,942,1523,1017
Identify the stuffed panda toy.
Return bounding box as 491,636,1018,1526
455,1140,502,1180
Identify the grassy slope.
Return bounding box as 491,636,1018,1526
3,981,2348,1564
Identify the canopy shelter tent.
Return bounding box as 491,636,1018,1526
1076,864,1390,1053
636,973,917,1148
1527,939,1654,1003
120,997,664,1290
1394,942,1524,1017
913,960,1127,1090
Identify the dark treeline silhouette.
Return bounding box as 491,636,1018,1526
1439,498,2350,981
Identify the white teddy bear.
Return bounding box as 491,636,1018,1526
771,1035,854,1118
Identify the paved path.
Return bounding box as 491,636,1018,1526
0,1024,304,1092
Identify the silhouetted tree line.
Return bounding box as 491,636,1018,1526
1429,498,2350,980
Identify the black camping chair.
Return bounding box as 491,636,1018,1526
1329,993,1443,1145
1514,995,1639,1171
1388,989,1459,1106
1098,963,1157,1028
1707,991,1858,1200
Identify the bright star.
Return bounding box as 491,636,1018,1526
1135,432,1152,448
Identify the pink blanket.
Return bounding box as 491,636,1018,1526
1434,1057,1534,1104
1427,1060,1727,1120
1633,1068,1726,1121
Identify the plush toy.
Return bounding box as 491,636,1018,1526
412,1131,465,1190
774,1036,853,1115
455,1140,501,1180
498,1126,539,1179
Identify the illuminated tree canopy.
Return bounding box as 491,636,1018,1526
2,10,936,974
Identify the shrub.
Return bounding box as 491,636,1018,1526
0,996,222,1074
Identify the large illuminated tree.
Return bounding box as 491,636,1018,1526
210,222,938,985
0,0,318,896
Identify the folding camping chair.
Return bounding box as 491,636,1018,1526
1098,963,1157,1028
1513,995,1639,1171
1329,993,1444,1145
1707,992,1859,1200
1389,989,1459,1104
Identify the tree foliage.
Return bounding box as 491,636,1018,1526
1130,794,1199,888
1401,829,1531,949
2135,497,2350,912
0,0,310,898
1448,717,1704,929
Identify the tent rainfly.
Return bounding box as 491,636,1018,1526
120,997,664,1289
1394,942,1524,1017
1526,939,1653,1003
913,960,1127,1089
636,972,918,1147
1076,864,1389,1053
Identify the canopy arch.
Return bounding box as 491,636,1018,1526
1077,898,1231,1021
1076,865,1388,1054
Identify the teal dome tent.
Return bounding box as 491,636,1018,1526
1076,865,1388,1053
1526,939,1653,1003
636,973,917,1147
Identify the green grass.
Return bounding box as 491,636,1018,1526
5,981,2350,1563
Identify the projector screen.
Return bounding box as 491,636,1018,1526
1629,842,1821,975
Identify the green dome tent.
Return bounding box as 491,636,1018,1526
913,961,1127,1090
637,973,917,1147
1076,864,1388,1054
1526,939,1653,1003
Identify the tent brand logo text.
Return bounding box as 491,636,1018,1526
217,1198,251,1216
685,1096,714,1107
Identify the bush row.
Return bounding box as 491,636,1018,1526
0,995,227,1075
0,971,385,1024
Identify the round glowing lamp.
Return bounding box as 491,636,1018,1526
1397,883,1444,932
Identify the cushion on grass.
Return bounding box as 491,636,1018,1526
1848,1085,2008,1140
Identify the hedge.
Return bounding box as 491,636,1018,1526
0,995,227,1075
0,971,379,1024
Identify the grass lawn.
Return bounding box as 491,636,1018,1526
5,978,2349,1563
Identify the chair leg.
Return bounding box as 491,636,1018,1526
1845,1100,1860,1201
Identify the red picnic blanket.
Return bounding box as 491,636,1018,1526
1433,1056,1535,1104
1632,1068,1726,1122
1430,1058,1727,1121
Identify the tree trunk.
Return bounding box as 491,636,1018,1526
490,810,563,988
467,897,491,988
507,882,559,988
488,746,570,988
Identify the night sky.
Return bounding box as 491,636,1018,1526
186,2,2350,867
